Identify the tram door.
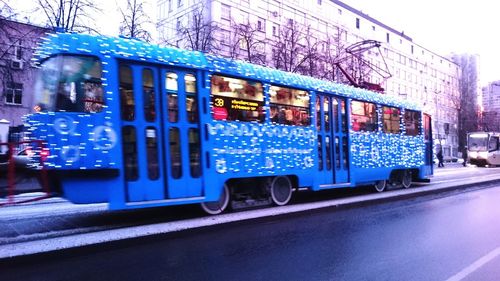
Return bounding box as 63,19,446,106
119,64,202,202
423,113,433,172
316,94,349,185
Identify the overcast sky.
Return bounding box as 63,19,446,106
340,0,499,85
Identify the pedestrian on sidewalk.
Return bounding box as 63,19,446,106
462,146,468,167
437,148,444,167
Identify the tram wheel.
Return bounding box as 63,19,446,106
401,170,412,189
270,176,292,206
374,180,387,192
200,184,230,215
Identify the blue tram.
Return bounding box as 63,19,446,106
26,33,433,214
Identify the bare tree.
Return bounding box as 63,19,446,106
118,0,152,42
228,20,266,64
451,53,480,149
0,0,14,18
272,20,311,73
317,29,349,82
299,25,322,77
35,0,101,33
482,111,500,131
173,5,219,53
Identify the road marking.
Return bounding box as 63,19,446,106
445,246,500,281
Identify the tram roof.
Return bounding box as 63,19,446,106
35,32,421,111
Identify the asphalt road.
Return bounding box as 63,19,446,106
3,182,500,281
0,163,498,249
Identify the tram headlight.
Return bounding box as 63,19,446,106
478,151,488,159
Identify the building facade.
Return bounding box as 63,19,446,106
157,0,461,159
481,81,500,131
0,19,48,128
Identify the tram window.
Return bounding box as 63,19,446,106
269,86,310,126
318,136,323,171
340,100,347,132
35,55,104,113
120,65,135,121
342,136,348,169
211,75,264,122
82,81,104,113
325,136,332,170
424,114,432,140
145,127,159,180
166,72,178,122
323,98,330,131
122,126,138,181
169,128,182,179
188,128,201,177
489,136,499,151
166,73,178,91
404,110,421,136
351,100,377,132
143,69,156,122
185,74,198,123
315,98,321,130
332,98,339,132
335,137,341,169
382,106,401,134
185,74,196,93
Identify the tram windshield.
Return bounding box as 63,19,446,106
468,133,489,151
34,55,104,113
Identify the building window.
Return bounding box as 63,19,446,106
372,25,375,31
386,33,390,43
5,82,23,105
168,0,172,12
239,37,248,50
221,4,231,20
177,0,182,8
318,0,322,4
176,17,182,31
220,29,230,46
338,9,342,15
355,18,360,29
14,40,23,60
272,25,279,36
257,18,265,32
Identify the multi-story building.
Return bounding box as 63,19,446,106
157,0,461,159
0,19,48,128
481,81,500,131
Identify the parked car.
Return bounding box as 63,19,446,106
0,148,42,196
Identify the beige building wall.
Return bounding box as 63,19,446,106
157,0,461,158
